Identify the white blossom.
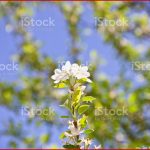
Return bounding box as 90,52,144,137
51,61,90,83
76,66,90,79
81,137,92,146
64,120,83,137
51,69,69,83
62,61,72,74
69,120,83,136
94,145,101,149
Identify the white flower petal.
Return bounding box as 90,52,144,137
81,137,92,146
62,61,71,72
51,61,91,83
54,80,60,83
51,75,56,80
55,69,61,74
64,132,72,137
82,66,88,71
94,145,101,149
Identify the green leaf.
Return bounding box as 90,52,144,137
63,144,80,148
78,78,92,83
40,134,49,144
84,129,94,139
60,115,70,118
78,78,87,83
59,132,66,139
9,141,17,148
79,115,87,128
128,93,138,113
60,99,70,110
54,83,67,88
24,137,35,144
84,129,94,135
78,105,89,115
82,96,96,102
72,88,82,103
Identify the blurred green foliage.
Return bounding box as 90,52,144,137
0,2,150,148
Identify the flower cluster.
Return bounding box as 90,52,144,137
51,61,101,149
64,120,101,149
81,137,92,149
64,120,83,137
51,61,90,83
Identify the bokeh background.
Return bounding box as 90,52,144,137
0,1,150,148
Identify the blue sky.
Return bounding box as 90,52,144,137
0,3,122,81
